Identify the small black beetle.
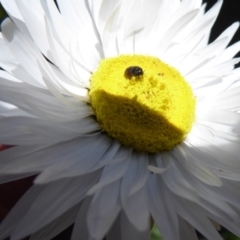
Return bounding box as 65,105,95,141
124,66,143,79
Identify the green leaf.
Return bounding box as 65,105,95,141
151,224,163,240
0,4,8,22
222,232,240,240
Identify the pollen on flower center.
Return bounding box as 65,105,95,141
89,55,196,153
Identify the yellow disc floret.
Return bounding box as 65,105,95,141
89,55,196,153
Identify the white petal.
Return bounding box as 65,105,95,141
187,126,240,169
44,0,100,72
0,116,81,145
29,204,80,240
0,37,16,69
0,144,67,174
87,180,121,240
97,0,121,33
121,153,149,199
182,141,240,181
161,153,198,201
87,140,128,172
14,0,54,61
210,85,240,110
34,134,111,183
164,16,212,65
1,18,46,86
11,172,100,240
200,110,240,126
184,38,229,77
148,152,171,174
158,9,199,56
173,145,222,187
0,71,90,122
219,40,240,63
129,153,150,196
87,153,130,195
120,0,162,55
71,197,93,240
147,174,180,240
174,197,224,240
100,3,121,57
120,211,150,240
122,187,149,231
199,180,240,217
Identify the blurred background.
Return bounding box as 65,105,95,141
0,0,240,240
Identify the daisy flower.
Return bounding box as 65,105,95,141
0,0,240,240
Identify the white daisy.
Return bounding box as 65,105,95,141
0,0,240,240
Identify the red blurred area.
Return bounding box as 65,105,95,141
0,177,34,240
0,145,13,151
0,145,34,240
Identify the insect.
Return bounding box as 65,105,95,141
124,66,143,79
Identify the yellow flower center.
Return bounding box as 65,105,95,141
89,55,196,153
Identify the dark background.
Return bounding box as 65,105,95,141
203,0,240,69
